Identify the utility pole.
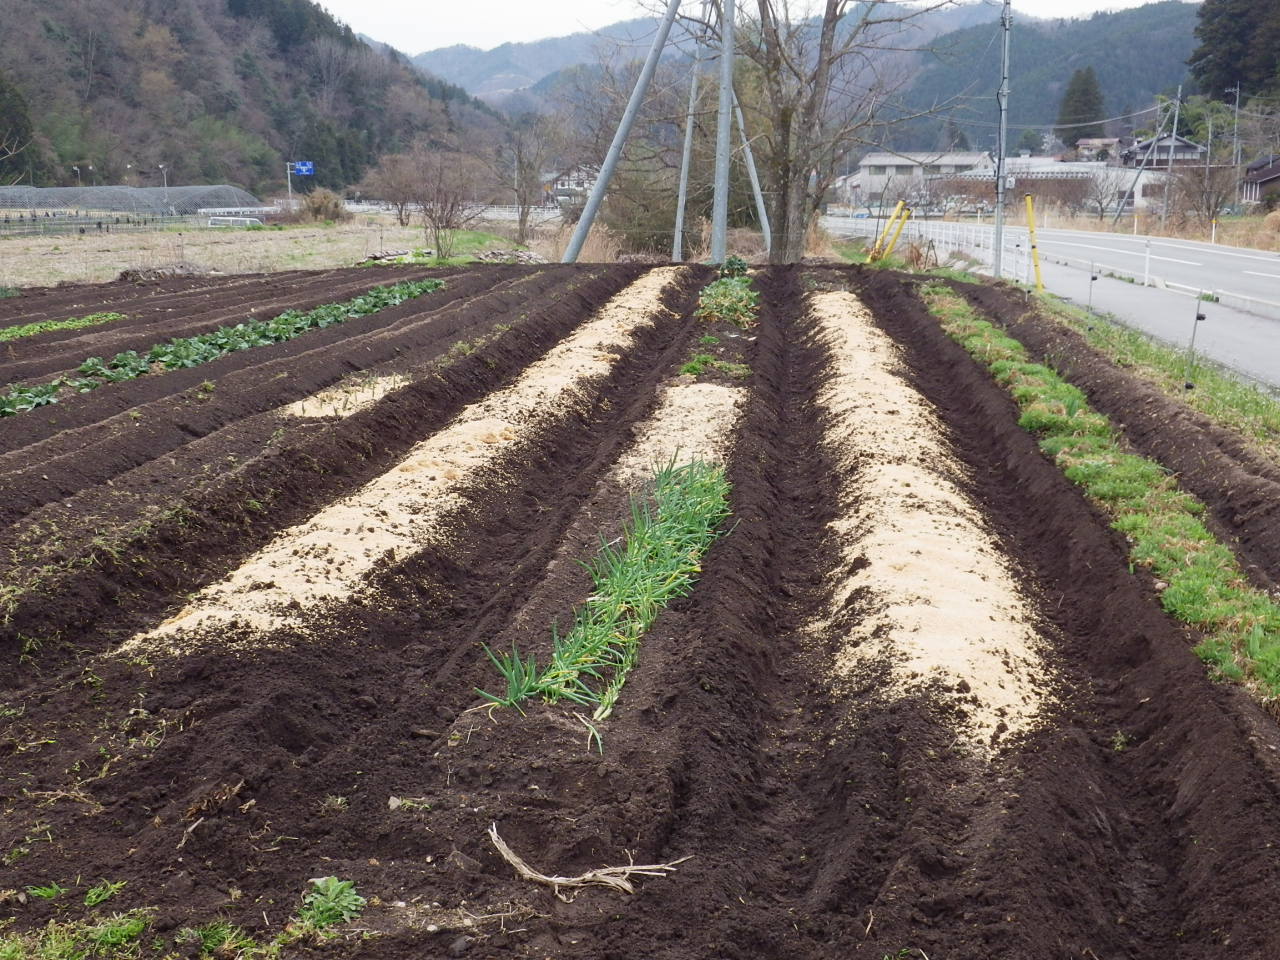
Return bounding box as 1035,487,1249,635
1229,82,1242,208
1161,84,1182,227
992,0,1011,279
673,2,710,261
562,0,683,263
1114,102,1169,227
709,0,735,263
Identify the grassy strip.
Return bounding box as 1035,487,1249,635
1034,292,1280,460
0,278,443,417
920,282,1280,696
0,877,364,959
0,312,126,344
481,460,731,720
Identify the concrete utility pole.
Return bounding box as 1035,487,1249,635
1229,82,1242,208
709,0,735,263
673,3,710,261
992,0,1011,279
562,0,683,263
1161,84,1182,226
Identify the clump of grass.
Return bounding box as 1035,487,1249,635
84,879,126,907
0,312,126,343
1036,292,1280,460
921,282,1280,696
0,910,151,960
680,353,750,380
24,882,66,900
177,920,258,957
695,276,759,328
481,460,731,720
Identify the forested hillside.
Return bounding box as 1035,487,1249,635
0,0,496,193
1191,0,1280,97
892,1,1198,147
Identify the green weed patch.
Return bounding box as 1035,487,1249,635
482,460,731,721
921,282,1280,696
0,312,126,344
0,279,443,418
695,276,759,328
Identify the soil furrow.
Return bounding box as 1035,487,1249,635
0,267,580,530
853,266,1280,958
6,264,1280,960
0,265,714,943
122,267,689,650
0,265,466,375
0,266,648,668
951,279,1280,594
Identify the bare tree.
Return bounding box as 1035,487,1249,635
507,115,557,244
1171,162,1238,226
411,148,494,259
311,37,356,114
1082,167,1130,220
726,0,957,262
358,152,418,226
0,134,27,186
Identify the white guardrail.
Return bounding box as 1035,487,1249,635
821,215,1280,322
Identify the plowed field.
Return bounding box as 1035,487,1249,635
4,264,1280,960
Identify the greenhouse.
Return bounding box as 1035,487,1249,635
0,185,264,217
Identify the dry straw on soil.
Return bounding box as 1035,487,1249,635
808,290,1054,749
120,268,685,653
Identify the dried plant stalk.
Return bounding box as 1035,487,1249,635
487,823,690,902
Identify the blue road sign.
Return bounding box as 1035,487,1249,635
292,161,315,176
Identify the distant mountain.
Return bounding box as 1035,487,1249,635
410,1,1198,152
413,19,659,98
0,0,498,193
412,4,1003,101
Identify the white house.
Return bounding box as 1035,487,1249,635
551,164,600,200
853,152,989,200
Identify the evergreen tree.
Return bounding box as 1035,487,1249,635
1017,129,1043,155
1056,67,1105,147
1190,0,1280,97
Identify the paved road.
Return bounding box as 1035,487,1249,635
821,214,1280,390
822,215,1280,316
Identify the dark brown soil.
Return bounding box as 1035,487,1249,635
0,265,473,385
949,279,1280,595
3,265,1280,960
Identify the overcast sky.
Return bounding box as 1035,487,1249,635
321,0,1198,54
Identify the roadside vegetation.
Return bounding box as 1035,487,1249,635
0,279,444,417
0,312,126,344
921,283,1280,697
481,460,731,721
1035,293,1280,459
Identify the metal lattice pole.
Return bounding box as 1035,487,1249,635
562,0,684,263
733,90,770,255
709,0,734,264
673,3,710,262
